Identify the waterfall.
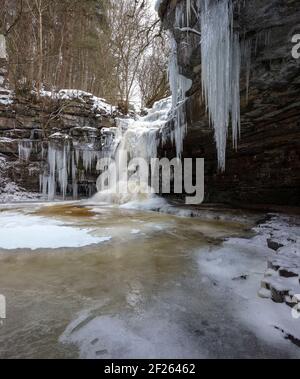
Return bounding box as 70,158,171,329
93,10,196,205
40,0,242,201
93,98,173,204
37,95,187,203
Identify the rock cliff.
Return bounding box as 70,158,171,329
0,87,117,199
158,0,300,206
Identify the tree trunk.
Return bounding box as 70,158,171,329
37,4,43,99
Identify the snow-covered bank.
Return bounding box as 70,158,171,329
197,214,300,350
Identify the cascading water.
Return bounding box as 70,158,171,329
93,34,192,205
93,98,174,205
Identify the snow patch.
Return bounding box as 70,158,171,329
0,212,111,250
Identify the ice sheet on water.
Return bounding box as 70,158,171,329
0,212,111,250
59,303,204,359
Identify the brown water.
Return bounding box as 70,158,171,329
0,202,298,358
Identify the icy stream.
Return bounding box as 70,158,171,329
0,202,299,358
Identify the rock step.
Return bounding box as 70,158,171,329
267,238,284,251
261,276,300,304
279,267,300,278
268,257,300,272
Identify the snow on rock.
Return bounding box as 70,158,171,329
256,216,300,309
39,89,116,115
197,214,300,350
0,91,13,105
49,132,70,140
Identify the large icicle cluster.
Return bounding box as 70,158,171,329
40,140,104,201
200,0,240,170
167,0,241,170
42,140,71,200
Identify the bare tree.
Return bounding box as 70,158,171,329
137,33,170,108
109,0,161,113
2,0,169,110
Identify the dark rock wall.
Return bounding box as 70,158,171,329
159,0,300,206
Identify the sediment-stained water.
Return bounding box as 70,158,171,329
0,202,299,358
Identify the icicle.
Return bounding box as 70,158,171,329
175,1,185,28
168,36,192,157
200,0,241,171
18,140,33,161
82,149,99,172
241,39,252,103
44,141,70,200
47,145,56,200
186,0,191,29
231,33,241,149
58,142,69,199
72,152,78,200
41,139,105,200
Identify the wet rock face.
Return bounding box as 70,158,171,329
159,0,300,206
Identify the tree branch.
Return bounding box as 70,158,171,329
5,0,23,36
